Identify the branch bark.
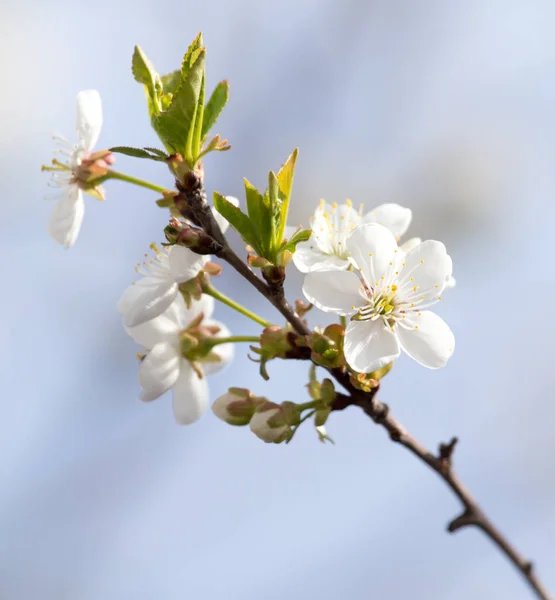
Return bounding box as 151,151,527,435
175,172,553,600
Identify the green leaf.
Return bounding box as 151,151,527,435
181,32,204,79
281,228,312,253
110,146,167,162
268,170,282,248
152,47,206,159
132,46,162,114
202,80,229,139
244,179,271,253
275,148,298,242
160,70,181,95
143,147,168,158
213,192,258,249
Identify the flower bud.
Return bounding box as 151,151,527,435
249,401,297,443
164,219,222,255
212,388,265,426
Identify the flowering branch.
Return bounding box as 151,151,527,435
178,173,552,600
46,41,552,599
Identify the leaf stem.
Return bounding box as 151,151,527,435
203,283,272,328
107,170,170,195
210,336,260,346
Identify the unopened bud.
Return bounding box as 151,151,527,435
164,220,222,255
247,254,271,268
250,401,297,443
212,388,265,426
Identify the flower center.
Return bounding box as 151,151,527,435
353,284,402,325
311,200,362,259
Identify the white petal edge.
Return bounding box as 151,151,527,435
168,245,208,282
212,196,239,233
397,240,451,301
302,270,364,315
293,242,349,273
400,237,422,253
48,186,85,249
397,311,455,369
124,280,179,328
76,90,102,151
344,319,400,373
363,203,412,239
347,223,400,285
117,278,159,315
172,362,209,424
139,342,181,402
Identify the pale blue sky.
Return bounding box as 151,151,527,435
1,1,554,598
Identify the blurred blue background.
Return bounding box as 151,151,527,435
1,0,554,598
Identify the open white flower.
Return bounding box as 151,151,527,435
293,200,412,273
125,293,233,425
119,197,239,328
303,223,454,372
118,244,209,328
46,90,106,248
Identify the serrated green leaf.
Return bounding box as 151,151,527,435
132,46,162,114
275,148,298,242
213,191,258,249
152,47,206,158
181,32,204,79
202,80,228,139
244,179,271,253
191,73,206,163
143,147,168,158
268,171,282,249
110,146,167,162
281,228,312,253
160,70,181,95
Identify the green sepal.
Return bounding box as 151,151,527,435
110,146,168,162
213,191,258,248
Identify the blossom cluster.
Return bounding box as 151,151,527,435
44,87,455,438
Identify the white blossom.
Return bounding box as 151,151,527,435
303,223,454,373
293,200,412,273
125,293,233,425
47,90,106,248
119,197,239,328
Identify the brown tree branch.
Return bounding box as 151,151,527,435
175,172,552,600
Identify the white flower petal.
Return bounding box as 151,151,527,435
398,240,451,301
168,245,208,282
445,275,456,289
172,362,209,424
124,280,179,328
347,223,400,284
117,278,159,315
75,90,102,151
362,204,412,239
48,186,85,249
344,319,400,373
212,196,239,233
138,342,181,402
303,271,364,315
400,237,422,253
126,311,180,349
202,320,234,375
397,311,454,369
293,242,349,273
